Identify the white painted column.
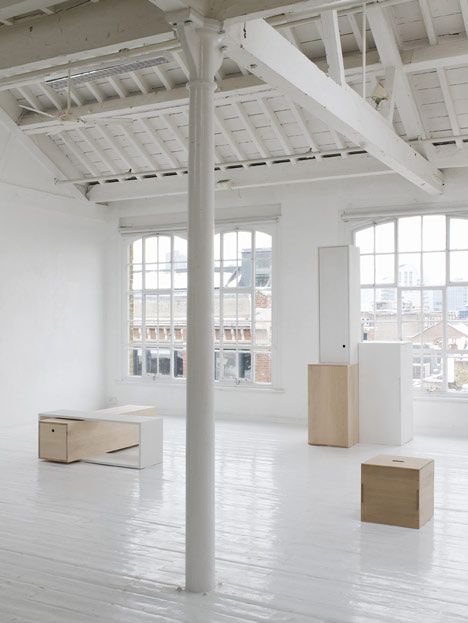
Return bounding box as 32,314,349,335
177,20,222,594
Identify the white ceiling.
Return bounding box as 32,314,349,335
2,0,468,200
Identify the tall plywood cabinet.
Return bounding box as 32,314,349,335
359,341,413,445
319,245,360,364
308,364,359,447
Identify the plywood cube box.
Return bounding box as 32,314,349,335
308,363,358,448
361,455,434,529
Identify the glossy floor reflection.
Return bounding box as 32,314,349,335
1,417,467,622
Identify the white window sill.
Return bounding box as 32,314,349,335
116,377,284,393
414,391,468,403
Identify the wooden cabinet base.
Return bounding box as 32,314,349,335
39,418,139,463
308,363,358,448
361,455,434,529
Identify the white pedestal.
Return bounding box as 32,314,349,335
358,341,413,445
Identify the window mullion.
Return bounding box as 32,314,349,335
142,236,147,376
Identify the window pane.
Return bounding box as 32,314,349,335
255,249,271,287
174,350,186,378
129,324,142,342
223,232,237,260
145,264,157,289
129,348,142,376
145,237,158,263
158,236,171,263
375,222,394,253
355,227,374,254
450,251,468,282
422,252,445,286
130,264,143,290
158,294,171,342
447,287,468,351
399,216,421,252
158,263,171,289
422,290,444,350
238,293,252,343
223,258,238,287
146,349,157,374
450,218,468,250
145,294,157,325
173,235,187,263
223,293,237,342
130,239,142,264
239,352,252,380
255,351,272,383
174,263,187,289
401,290,422,344
448,355,468,392
238,231,252,287
375,254,394,284
360,255,374,285
423,215,445,251
255,289,272,345
398,253,420,286
221,350,237,380
255,231,272,251
421,352,443,392
129,293,142,324
374,288,397,340
158,348,171,375
360,289,374,340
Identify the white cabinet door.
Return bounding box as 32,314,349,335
319,245,360,364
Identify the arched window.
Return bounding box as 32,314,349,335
354,215,468,394
126,228,273,385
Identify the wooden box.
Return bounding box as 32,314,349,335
308,363,358,448
361,455,434,529
39,418,139,463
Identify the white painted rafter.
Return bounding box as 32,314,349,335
59,131,101,179
138,117,181,169
232,101,270,160
96,125,142,178
320,10,345,85
225,18,442,194
436,68,462,149
214,108,246,161
76,128,121,177
367,5,426,140
418,0,437,45
257,96,293,155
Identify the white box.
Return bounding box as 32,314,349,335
359,341,413,445
319,245,360,364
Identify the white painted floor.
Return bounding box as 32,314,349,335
1,417,468,623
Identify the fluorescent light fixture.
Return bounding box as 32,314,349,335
46,56,169,90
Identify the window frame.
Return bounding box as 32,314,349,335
353,214,468,397
120,223,277,388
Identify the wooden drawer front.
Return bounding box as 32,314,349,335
39,419,139,463
39,421,69,462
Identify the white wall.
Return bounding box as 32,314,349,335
105,168,468,435
0,120,109,426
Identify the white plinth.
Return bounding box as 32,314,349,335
358,341,413,445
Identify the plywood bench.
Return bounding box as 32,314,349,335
38,405,162,469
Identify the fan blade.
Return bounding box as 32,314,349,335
19,104,57,119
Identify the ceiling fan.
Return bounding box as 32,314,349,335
19,66,135,133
